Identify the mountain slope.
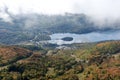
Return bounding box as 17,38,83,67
0,46,32,66
0,41,120,80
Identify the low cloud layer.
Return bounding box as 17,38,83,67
73,0,120,26
0,0,120,26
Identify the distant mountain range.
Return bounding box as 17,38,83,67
0,12,120,45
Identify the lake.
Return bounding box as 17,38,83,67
48,30,120,45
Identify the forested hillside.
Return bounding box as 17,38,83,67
0,41,120,80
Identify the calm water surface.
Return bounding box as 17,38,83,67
48,31,120,45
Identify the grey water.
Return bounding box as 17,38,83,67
48,30,120,45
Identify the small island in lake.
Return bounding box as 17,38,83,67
62,37,73,41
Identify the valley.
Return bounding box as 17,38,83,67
0,12,120,80
0,13,120,45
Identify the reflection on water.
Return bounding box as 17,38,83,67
48,30,120,45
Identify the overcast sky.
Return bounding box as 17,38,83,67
0,0,120,24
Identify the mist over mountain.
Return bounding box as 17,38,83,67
0,7,120,44
1,0,120,26
1,7,120,31
0,11,120,45
0,0,120,45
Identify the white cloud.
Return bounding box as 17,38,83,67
0,0,120,16
73,0,120,26
0,0,73,14
0,0,120,25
